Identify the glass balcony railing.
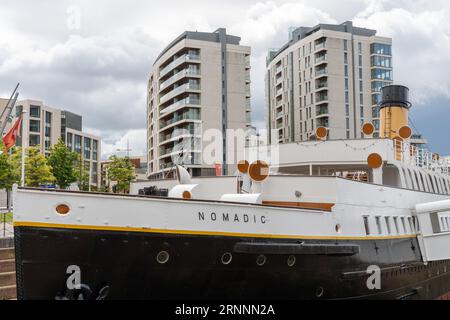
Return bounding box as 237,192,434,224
159,53,200,78
161,97,200,115
316,95,328,103
159,111,201,129
160,82,201,104
316,81,328,89
275,66,282,74
315,54,327,64
315,68,328,77
276,88,283,96
316,108,329,116
160,68,200,90
315,42,327,51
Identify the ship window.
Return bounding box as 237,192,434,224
385,217,392,234
401,217,407,234
408,217,414,234
441,217,446,231
375,216,383,235
412,216,420,232
393,217,400,234
363,216,371,235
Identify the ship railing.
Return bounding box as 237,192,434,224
393,139,450,175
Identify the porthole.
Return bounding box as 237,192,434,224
287,255,296,267
256,255,267,266
316,286,324,298
156,251,170,264
55,203,70,215
221,252,232,265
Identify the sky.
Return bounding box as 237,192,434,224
0,0,449,158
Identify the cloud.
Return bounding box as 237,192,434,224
0,0,449,158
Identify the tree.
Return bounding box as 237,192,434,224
107,155,135,193
0,142,18,190
47,139,79,189
10,146,55,187
75,159,91,191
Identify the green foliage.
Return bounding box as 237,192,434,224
47,139,79,189
0,142,18,190
108,155,135,193
75,159,90,191
10,146,55,187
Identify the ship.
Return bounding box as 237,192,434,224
12,85,450,300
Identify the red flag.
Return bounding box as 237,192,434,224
3,115,22,152
215,163,222,176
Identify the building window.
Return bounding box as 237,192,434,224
359,68,363,79
359,80,363,92
345,91,349,103
344,65,348,77
343,39,348,51
67,132,73,150
359,55,362,67
29,105,41,118
345,78,349,90
360,93,364,105
360,106,364,118
29,119,40,133
346,118,350,130
74,135,82,154
370,43,392,55
345,104,350,116
344,52,348,64
84,138,91,159
371,69,393,81
29,134,40,146
93,140,98,160
371,56,392,68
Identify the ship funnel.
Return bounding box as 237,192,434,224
379,85,412,139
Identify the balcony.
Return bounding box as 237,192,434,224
316,94,328,103
316,106,329,117
159,53,200,78
276,110,283,119
275,65,282,74
314,54,327,65
315,67,328,78
315,41,327,51
245,73,251,83
317,117,329,127
275,87,283,97
316,80,328,91
275,76,283,85
160,68,200,90
160,82,200,104
245,55,251,69
160,96,200,115
159,111,200,131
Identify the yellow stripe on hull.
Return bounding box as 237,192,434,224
13,221,417,241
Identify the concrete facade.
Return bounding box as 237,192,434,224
147,28,251,180
266,21,393,143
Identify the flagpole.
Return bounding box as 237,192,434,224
20,110,27,187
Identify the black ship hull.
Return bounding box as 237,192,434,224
14,226,450,300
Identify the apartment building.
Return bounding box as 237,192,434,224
266,21,393,143
6,100,101,187
147,28,251,179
